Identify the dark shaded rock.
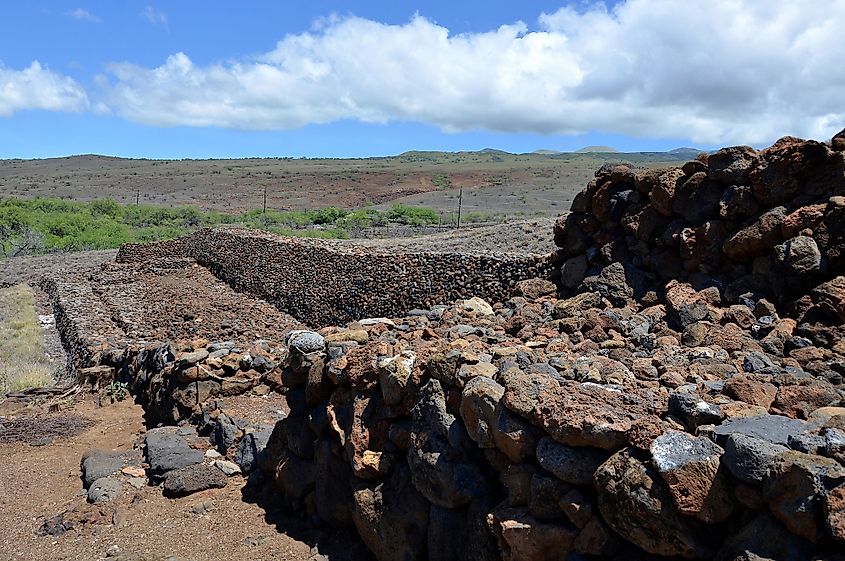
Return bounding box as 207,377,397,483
408,379,489,508
715,511,813,561
427,505,465,561
668,392,724,430
813,276,845,322
235,426,272,473
763,450,845,541
488,506,578,561
722,433,788,484
708,146,758,184
594,448,714,559
314,438,353,527
535,437,609,486
673,172,724,225
275,451,316,499
775,236,822,276
579,262,633,308
492,406,539,463
723,207,788,262
712,414,809,447
528,470,570,520
352,464,429,561
719,185,759,220
163,463,227,497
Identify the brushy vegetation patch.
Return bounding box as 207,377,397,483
0,197,445,259
0,283,55,395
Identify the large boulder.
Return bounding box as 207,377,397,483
650,431,734,523
533,381,666,451
594,448,714,559
144,427,205,479
723,207,788,262
813,276,845,322
163,463,227,497
460,376,505,449
775,236,823,276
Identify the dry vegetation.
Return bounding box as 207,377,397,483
0,151,689,217
0,283,55,394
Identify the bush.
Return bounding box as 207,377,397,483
0,197,443,258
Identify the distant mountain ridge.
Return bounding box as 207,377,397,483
575,146,619,153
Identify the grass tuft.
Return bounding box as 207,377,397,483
0,284,55,395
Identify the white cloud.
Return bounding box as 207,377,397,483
141,6,168,29
102,1,845,144
67,8,101,23
0,61,89,116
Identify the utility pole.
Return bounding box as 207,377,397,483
456,187,463,229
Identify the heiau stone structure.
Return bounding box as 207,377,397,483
42,130,845,561
116,228,554,327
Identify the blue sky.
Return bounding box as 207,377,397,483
0,1,842,158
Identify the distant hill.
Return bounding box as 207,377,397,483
667,147,705,159
532,149,563,155
477,148,512,155
575,146,619,153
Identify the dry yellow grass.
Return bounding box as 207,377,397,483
0,283,54,394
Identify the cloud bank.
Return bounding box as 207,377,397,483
0,62,89,116
5,1,845,146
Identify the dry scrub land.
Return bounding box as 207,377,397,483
0,151,688,217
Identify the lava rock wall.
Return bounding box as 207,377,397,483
552,133,845,320
116,228,555,327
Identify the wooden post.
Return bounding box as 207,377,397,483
263,185,267,213
136,189,140,206
457,187,463,229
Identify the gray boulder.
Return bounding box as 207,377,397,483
722,433,788,484
594,448,714,559
535,437,608,486
163,463,227,497
87,477,123,503
235,425,273,473
145,427,205,478
81,449,135,488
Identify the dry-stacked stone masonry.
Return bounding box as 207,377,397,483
40,130,845,561
116,228,555,327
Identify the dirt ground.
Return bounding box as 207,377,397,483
0,397,372,561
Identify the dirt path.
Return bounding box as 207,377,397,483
0,398,371,561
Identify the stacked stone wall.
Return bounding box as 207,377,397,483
116,228,554,327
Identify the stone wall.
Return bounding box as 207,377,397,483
116,228,555,327
552,133,845,320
